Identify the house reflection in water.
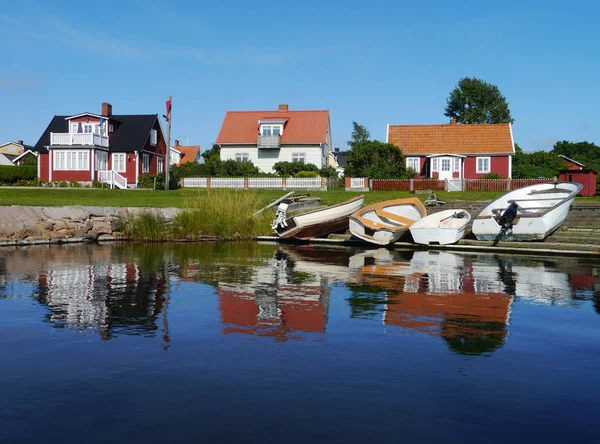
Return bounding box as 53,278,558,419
9,245,171,343
355,251,513,356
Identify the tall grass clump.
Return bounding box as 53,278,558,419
173,190,273,240
121,211,171,241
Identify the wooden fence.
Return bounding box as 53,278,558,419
346,177,555,192
181,176,327,190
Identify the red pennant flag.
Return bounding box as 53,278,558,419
165,98,172,121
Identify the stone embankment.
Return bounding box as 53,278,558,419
0,206,179,246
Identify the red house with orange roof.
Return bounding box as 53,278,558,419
386,120,515,180
215,104,333,173
33,102,167,188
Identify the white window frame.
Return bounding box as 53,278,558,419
406,157,419,171
235,153,249,163
96,152,108,171
83,124,93,134
142,153,150,173
292,152,306,163
453,158,460,172
476,156,491,174
261,124,283,136
431,158,438,172
441,158,451,172
53,150,89,171
113,153,126,173
158,158,164,174
150,129,157,146
109,124,114,133
71,123,78,133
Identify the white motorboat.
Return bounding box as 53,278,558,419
272,195,364,240
409,209,471,245
472,182,583,242
349,198,427,245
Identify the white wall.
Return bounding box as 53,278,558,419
220,145,325,173
0,154,16,166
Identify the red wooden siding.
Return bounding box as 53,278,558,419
559,170,597,196
463,155,510,178
39,153,50,181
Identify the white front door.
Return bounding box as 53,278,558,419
438,157,452,180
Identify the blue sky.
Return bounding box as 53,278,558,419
1,0,598,153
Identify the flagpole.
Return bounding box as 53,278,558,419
165,96,171,191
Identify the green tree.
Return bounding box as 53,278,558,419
552,140,600,191
444,77,514,124
348,122,370,148
201,144,221,161
219,159,261,177
511,143,564,179
345,140,408,179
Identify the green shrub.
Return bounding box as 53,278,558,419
273,161,319,177
294,171,319,178
138,173,165,190
0,165,37,185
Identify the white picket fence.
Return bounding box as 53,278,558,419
181,177,325,190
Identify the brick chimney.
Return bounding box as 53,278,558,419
175,140,180,147
278,104,289,111
18,140,23,145
450,118,456,125
102,102,113,117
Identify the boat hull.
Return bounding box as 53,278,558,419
409,209,471,245
349,198,427,246
274,196,364,240
472,182,581,241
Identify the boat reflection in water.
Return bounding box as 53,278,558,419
2,243,598,350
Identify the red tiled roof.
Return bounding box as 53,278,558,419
387,123,514,155
216,110,329,145
175,145,200,165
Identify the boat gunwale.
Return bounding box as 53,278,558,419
350,198,427,232
289,195,364,221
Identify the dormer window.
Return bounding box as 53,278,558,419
150,129,157,146
261,125,282,136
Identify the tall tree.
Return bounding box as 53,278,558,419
345,140,408,179
348,122,370,148
444,77,514,124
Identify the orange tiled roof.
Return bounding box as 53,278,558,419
175,145,200,165
387,123,514,155
216,109,329,145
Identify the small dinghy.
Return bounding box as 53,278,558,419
349,197,427,245
272,195,364,240
409,209,471,245
472,182,582,242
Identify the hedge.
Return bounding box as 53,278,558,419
0,165,37,184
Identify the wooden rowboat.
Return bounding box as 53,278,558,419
349,197,427,245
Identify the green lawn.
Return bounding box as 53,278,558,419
0,187,597,208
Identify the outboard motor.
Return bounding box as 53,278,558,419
498,202,519,229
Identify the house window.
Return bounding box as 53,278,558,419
453,158,460,172
158,158,164,174
261,125,283,136
477,157,491,174
8,146,16,153
71,123,78,133
96,152,108,171
83,124,93,134
406,157,419,171
113,153,126,172
109,124,114,133
292,153,306,163
54,150,89,170
431,158,439,172
150,129,157,146
235,153,249,163
142,153,150,173
441,158,451,172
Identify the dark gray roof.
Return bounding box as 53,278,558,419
3,154,18,161
335,151,348,168
34,114,158,154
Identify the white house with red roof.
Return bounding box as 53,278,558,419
215,104,333,173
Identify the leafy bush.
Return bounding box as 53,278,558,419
294,171,319,178
0,165,37,185
138,173,165,190
273,161,319,177
482,173,505,179
319,166,338,178
20,153,38,166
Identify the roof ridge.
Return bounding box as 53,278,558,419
225,110,329,113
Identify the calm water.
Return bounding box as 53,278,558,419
1,242,599,443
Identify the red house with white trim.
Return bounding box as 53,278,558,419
386,120,515,180
33,103,167,188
